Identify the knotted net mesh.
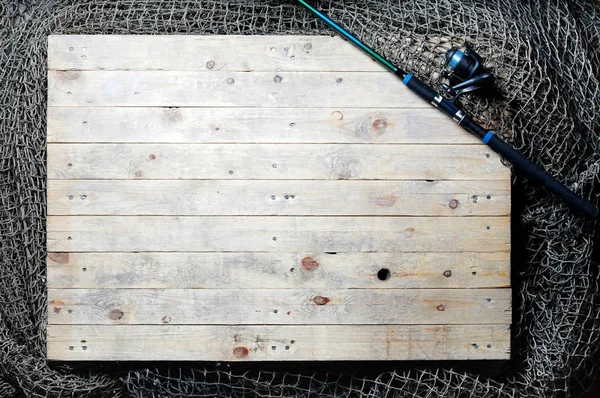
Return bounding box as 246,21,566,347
1,0,599,396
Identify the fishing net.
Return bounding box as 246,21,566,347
1,0,599,396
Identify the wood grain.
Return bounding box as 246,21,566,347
47,144,508,181
47,216,510,253
47,252,510,289
48,35,384,72
47,180,510,216
47,107,476,144
48,288,511,325
47,324,511,361
46,34,512,361
47,71,424,108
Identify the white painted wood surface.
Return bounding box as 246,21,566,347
47,35,511,361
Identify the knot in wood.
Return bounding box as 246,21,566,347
48,252,69,264
232,346,249,358
314,296,330,305
301,257,319,271
109,309,124,320
443,270,452,278
448,199,459,209
371,118,388,132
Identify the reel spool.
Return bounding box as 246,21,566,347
442,43,494,102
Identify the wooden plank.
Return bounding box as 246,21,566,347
47,107,478,144
47,144,508,180
47,216,510,253
47,180,510,216
48,35,384,72
48,288,511,325
47,324,511,361
47,71,424,108
47,252,510,289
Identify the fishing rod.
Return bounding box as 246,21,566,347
296,0,598,220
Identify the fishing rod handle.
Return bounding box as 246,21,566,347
402,73,599,219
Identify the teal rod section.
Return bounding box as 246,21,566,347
296,0,403,76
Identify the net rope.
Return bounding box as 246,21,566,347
1,0,599,396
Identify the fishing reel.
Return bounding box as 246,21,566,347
441,43,494,102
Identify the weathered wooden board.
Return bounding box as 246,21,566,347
48,71,423,108
48,324,511,361
48,35,384,72
48,288,511,325
47,252,510,289
47,35,512,362
48,180,510,216
47,144,506,180
47,107,475,144
47,216,510,253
